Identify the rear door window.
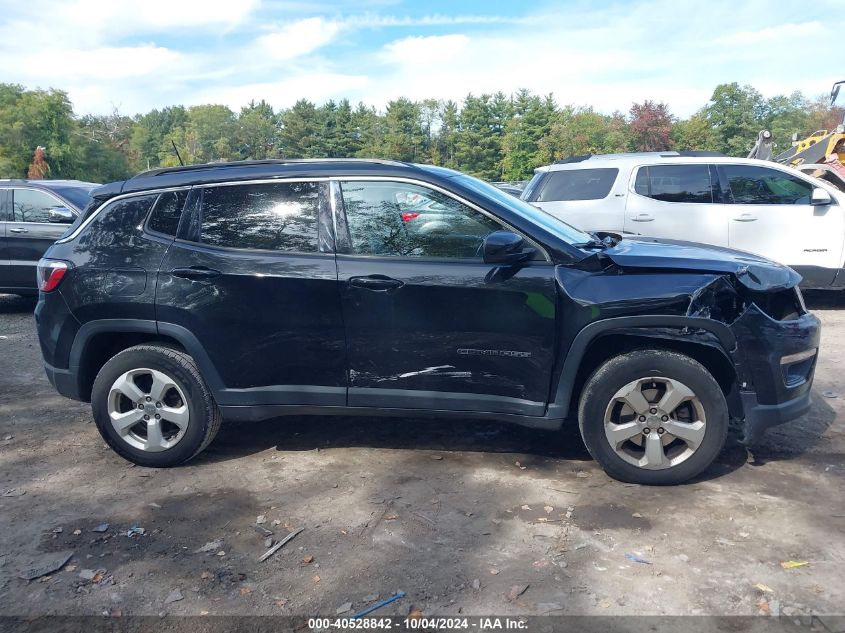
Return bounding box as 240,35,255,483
532,168,618,202
721,165,814,204
634,165,713,203
197,182,320,252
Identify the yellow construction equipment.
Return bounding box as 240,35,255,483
748,80,845,190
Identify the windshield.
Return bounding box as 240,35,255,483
49,184,96,210
448,173,593,245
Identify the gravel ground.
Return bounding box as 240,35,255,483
0,292,843,618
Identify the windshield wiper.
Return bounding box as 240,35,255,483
574,232,610,250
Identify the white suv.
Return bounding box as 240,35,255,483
522,152,845,289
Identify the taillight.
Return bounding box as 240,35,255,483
401,212,420,223
37,259,71,292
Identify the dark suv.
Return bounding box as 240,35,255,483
0,179,98,295
34,159,820,484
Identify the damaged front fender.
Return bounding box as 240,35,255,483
554,243,818,440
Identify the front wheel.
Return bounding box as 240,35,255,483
578,349,728,485
91,344,222,467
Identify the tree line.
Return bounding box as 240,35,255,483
0,82,841,184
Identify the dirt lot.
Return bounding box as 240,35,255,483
0,292,843,619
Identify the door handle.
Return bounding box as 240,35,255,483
630,214,654,222
733,213,758,222
349,275,405,292
170,266,222,280
9,228,28,233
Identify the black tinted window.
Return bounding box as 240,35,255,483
340,181,504,259
77,195,158,249
723,165,814,204
199,182,319,252
12,189,66,223
148,190,187,236
634,165,713,203
535,168,618,202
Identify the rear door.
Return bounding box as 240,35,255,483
155,179,347,406
6,187,76,289
334,179,557,416
624,164,729,246
722,164,845,285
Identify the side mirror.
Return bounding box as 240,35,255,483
482,230,535,264
811,188,832,206
48,207,75,223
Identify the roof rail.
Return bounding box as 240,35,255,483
130,157,413,180
554,154,592,164
666,150,726,157
554,150,725,164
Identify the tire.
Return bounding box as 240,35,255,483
578,349,728,485
91,344,222,467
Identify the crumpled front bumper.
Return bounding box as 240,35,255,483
730,305,821,442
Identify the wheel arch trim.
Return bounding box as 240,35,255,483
547,315,737,417
69,319,226,397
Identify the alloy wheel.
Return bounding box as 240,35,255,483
603,376,706,470
107,368,190,452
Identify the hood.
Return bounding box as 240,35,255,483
601,237,802,291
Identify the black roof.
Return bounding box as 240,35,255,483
93,159,431,200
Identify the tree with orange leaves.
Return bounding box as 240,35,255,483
27,146,50,179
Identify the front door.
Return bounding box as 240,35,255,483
334,179,557,416
721,164,845,286
155,180,347,406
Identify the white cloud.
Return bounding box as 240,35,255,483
55,0,260,35
716,21,824,46
380,34,469,65
18,45,183,81
252,17,342,62
345,13,536,27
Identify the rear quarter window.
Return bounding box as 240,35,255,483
533,168,619,202
75,195,158,249
147,190,188,237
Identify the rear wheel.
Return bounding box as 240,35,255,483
91,344,222,467
578,349,728,485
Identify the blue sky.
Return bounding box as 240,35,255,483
0,0,842,117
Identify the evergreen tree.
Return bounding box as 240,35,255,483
455,93,506,180
382,98,425,161
236,100,278,160
502,90,557,180
279,99,319,157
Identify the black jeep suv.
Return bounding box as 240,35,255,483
34,159,820,484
